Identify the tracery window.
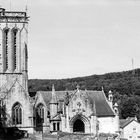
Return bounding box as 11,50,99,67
36,104,44,124
3,29,9,71
12,29,18,71
12,103,22,125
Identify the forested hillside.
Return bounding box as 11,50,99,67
28,68,140,121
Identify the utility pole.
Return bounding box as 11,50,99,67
131,58,135,95
132,58,135,76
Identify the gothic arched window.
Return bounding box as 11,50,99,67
12,102,22,125
12,29,18,71
3,29,9,72
36,104,44,124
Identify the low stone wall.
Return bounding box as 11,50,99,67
22,132,118,140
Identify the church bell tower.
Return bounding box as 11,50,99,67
0,8,32,132
0,7,29,92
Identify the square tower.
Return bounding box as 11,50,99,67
0,8,29,92
0,8,28,73
0,8,32,133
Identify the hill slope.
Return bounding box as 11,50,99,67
29,68,140,96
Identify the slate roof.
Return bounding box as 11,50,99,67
87,91,115,117
36,90,115,117
120,117,138,128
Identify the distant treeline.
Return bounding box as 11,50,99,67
28,68,140,121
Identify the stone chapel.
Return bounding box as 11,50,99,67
0,8,120,135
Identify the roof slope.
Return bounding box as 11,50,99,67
36,90,115,117
87,91,115,117
120,117,138,128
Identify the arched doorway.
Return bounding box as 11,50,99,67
73,119,85,133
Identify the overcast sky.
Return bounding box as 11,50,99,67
1,0,140,79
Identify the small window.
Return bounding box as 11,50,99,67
133,127,136,133
53,123,56,131
57,122,60,131
114,109,118,114
47,111,50,118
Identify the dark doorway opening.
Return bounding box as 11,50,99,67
73,119,85,133
35,104,44,132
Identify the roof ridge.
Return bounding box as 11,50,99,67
37,90,104,92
